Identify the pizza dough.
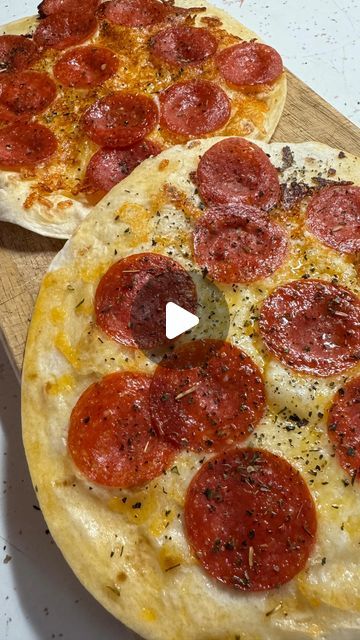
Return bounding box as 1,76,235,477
0,0,286,239
22,137,360,640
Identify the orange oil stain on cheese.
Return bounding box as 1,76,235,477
54,333,79,369
28,273,63,336
161,183,202,223
79,261,112,284
148,509,176,537
116,203,154,247
238,96,269,130
45,373,75,396
108,494,153,525
50,307,66,324
108,489,176,536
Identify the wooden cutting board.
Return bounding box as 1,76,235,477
1,69,360,374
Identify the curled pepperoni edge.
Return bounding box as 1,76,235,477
99,0,169,27
196,137,281,211
216,41,284,90
184,447,317,591
150,25,218,66
328,377,360,481
0,71,57,122
0,35,39,72
159,79,231,137
68,371,177,488
54,45,119,88
259,279,360,377
38,0,100,18
150,339,266,453
306,185,360,254
0,122,57,170
84,139,162,193
193,204,288,284
94,252,197,349
33,11,98,50
81,92,159,148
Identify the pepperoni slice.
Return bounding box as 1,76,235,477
100,0,169,27
0,123,57,170
0,35,38,73
54,46,118,88
150,26,217,66
0,71,56,122
306,186,360,254
95,253,197,349
150,340,265,452
196,138,280,210
33,11,98,50
216,42,283,90
68,372,176,488
82,92,158,148
185,447,316,591
85,139,162,193
259,279,360,376
159,80,231,137
193,205,287,284
38,0,100,18
328,378,360,481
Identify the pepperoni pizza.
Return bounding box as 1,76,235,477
22,136,360,640
0,0,286,238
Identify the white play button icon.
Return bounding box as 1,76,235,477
166,302,199,340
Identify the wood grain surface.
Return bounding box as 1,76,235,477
1,70,360,373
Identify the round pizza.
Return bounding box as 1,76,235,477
0,0,286,238
22,136,360,640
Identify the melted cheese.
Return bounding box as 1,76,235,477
22,139,360,640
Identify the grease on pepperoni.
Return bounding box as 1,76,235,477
196,138,280,210
306,185,360,254
0,122,57,170
185,447,317,591
82,92,158,147
150,26,217,66
216,42,283,90
193,205,287,284
0,35,38,73
33,11,98,50
328,378,360,481
159,80,231,137
0,71,56,122
259,279,360,376
95,253,197,349
100,0,169,27
38,0,100,17
68,372,176,488
150,340,265,452
54,46,119,88
85,140,162,193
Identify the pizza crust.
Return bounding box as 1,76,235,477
22,138,360,640
0,1,287,239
